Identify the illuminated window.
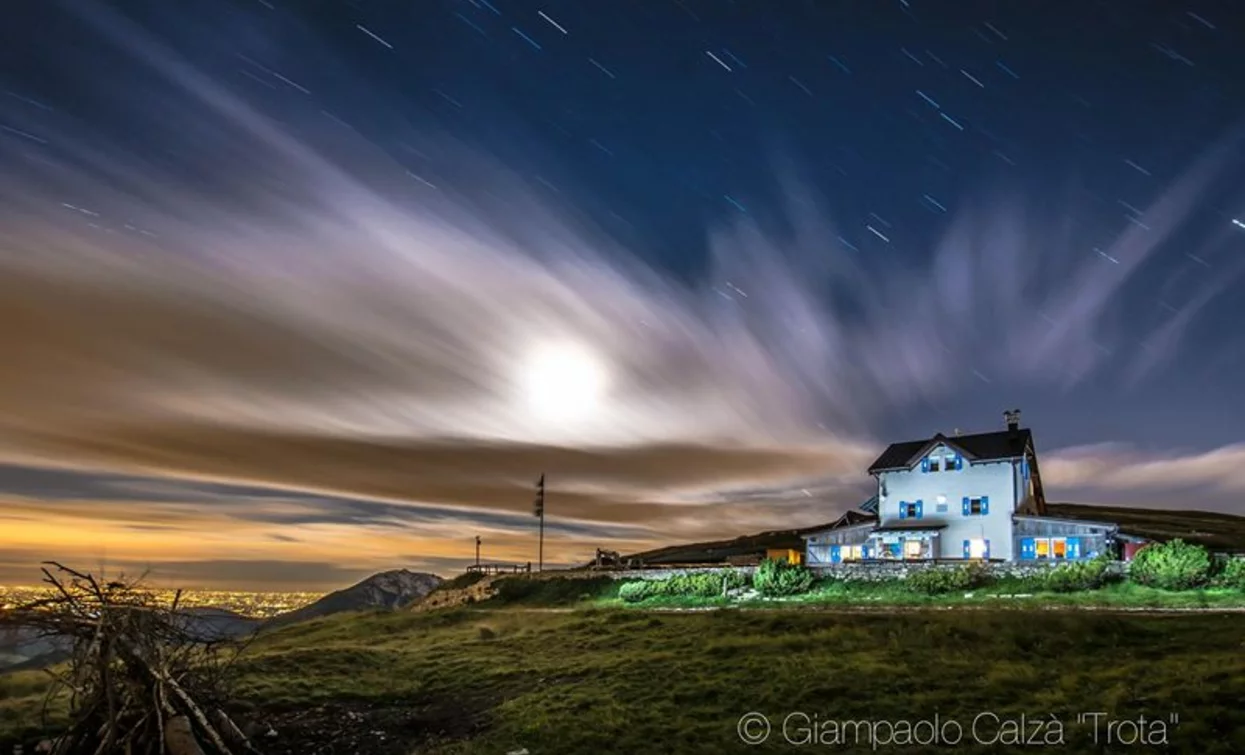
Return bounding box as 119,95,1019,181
968,539,988,559
904,540,923,559
842,545,863,561
1052,538,1068,559
1031,538,1069,559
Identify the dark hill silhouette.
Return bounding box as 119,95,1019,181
264,569,442,629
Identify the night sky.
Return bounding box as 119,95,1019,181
1,0,1244,590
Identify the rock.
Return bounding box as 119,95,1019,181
507,748,530,755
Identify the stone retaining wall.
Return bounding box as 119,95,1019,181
555,566,757,581
509,560,1126,584
557,561,1126,583
809,560,1127,582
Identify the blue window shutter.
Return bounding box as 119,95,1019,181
953,453,963,470
1022,458,1030,479
962,539,971,559
830,545,841,563
899,501,907,519
961,496,970,516
921,457,930,473
1067,538,1079,560
915,500,923,519
981,496,990,515
1020,538,1035,560
984,540,991,559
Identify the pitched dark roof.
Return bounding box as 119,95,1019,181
867,428,1033,474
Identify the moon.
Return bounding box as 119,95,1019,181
519,342,610,425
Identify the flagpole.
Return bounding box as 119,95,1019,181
535,473,546,573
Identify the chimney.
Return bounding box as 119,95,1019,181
1004,409,1021,432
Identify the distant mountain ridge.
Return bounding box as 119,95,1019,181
264,569,442,629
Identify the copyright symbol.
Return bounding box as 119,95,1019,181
738,712,770,745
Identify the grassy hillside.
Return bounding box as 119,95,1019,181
8,606,1245,754
620,513,874,565
1046,503,1245,551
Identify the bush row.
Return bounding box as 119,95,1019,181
615,543,1245,602
618,569,751,603
1130,539,1245,591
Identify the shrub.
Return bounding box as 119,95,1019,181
1216,557,1245,590
618,569,747,603
1041,554,1114,593
1129,539,1213,591
753,558,814,597
906,564,991,595
618,581,654,603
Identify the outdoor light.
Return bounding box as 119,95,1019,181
936,494,947,504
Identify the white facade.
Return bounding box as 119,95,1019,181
803,417,1121,564
874,443,1024,560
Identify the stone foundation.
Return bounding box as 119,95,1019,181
532,560,1125,584
809,560,1126,582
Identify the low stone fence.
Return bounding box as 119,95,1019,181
552,566,757,581
809,560,1127,582
514,560,1127,584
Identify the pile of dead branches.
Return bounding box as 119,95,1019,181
0,562,262,755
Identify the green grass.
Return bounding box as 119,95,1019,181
432,571,489,593
484,575,621,606
9,607,1245,753
0,667,71,744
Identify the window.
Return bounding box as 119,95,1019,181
901,501,922,519
936,502,948,514
903,540,923,559
841,545,863,561
1026,537,1076,560
922,453,962,472
962,496,989,516
967,538,989,559
1052,538,1068,559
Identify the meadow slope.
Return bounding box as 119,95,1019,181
6,605,1245,754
